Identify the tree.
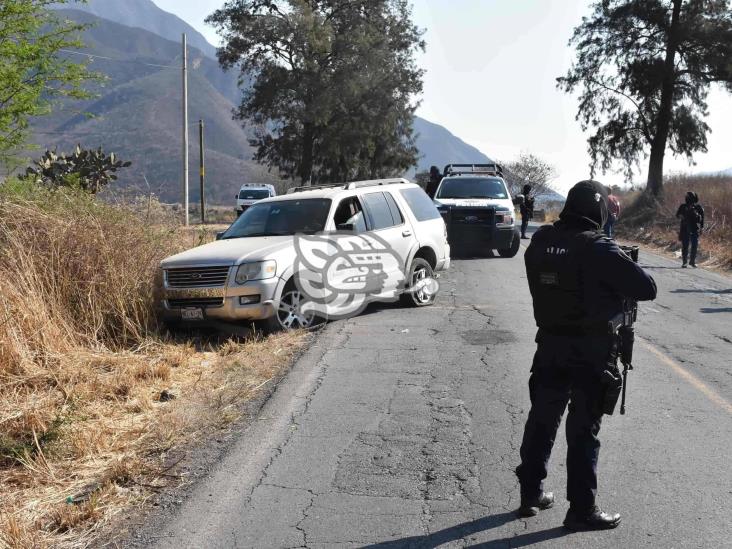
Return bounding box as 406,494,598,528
414,170,430,189
503,152,557,198
24,145,131,193
558,0,732,196
0,1,94,163
206,0,424,185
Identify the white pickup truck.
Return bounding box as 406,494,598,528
434,163,521,257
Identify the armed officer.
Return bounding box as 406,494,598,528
515,180,657,530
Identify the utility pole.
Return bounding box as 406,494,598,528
199,119,205,225
182,33,189,226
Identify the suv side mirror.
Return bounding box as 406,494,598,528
215,231,225,241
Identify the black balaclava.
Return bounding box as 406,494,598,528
685,191,695,205
523,184,532,195
558,180,609,230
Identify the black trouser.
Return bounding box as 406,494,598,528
516,334,611,511
521,215,530,237
680,230,699,265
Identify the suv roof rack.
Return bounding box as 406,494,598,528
286,183,345,194
286,178,411,194
443,163,504,177
345,178,410,190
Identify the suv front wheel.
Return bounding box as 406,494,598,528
401,258,437,307
498,229,521,258
259,280,318,333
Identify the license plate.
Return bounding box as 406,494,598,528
181,308,204,321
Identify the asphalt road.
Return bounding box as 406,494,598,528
150,227,732,548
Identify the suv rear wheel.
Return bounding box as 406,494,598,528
401,257,437,307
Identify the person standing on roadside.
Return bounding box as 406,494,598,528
515,180,657,530
676,192,705,268
520,184,535,239
425,166,442,199
604,187,620,238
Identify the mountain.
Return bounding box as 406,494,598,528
53,0,217,59
32,3,494,204
412,117,492,172
33,10,270,204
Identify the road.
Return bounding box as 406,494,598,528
148,227,732,548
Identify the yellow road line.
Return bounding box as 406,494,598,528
641,339,732,415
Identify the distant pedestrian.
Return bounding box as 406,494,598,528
676,191,705,268
519,184,535,239
604,188,620,238
425,166,442,199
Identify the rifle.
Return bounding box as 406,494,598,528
612,245,640,415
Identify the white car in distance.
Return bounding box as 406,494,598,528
160,179,451,332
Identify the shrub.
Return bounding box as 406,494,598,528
0,181,177,374
23,145,131,194
618,174,732,269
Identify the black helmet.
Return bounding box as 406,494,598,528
559,180,608,230
685,191,698,204
522,184,532,195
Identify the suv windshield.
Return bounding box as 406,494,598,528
239,189,271,200
436,177,508,200
222,198,332,238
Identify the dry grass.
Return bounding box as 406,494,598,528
617,174,732,270
0,183,307,548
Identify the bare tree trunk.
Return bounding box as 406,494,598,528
300,122,315,185
646,0,683,197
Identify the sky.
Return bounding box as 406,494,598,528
153,0,732,193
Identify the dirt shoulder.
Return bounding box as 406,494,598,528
0,330,309,549
95,331,314,548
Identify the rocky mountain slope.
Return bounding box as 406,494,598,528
35,3,493,204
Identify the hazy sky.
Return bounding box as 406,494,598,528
154,0,732,192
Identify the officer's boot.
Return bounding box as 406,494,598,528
563,506,621,531
517,491,554,517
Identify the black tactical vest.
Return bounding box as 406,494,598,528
525,225,606,334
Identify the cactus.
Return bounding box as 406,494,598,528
24,145,132,194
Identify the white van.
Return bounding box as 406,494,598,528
236,184,276,215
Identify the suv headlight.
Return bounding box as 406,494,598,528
495,210,514,227
235,260,277,284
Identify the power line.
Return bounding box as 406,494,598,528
32,129,171,136
58,49,179,69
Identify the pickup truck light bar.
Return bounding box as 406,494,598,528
443,163,504,177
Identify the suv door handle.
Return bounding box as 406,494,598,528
402,230,412,237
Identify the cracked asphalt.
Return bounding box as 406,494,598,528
150,231,732,548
